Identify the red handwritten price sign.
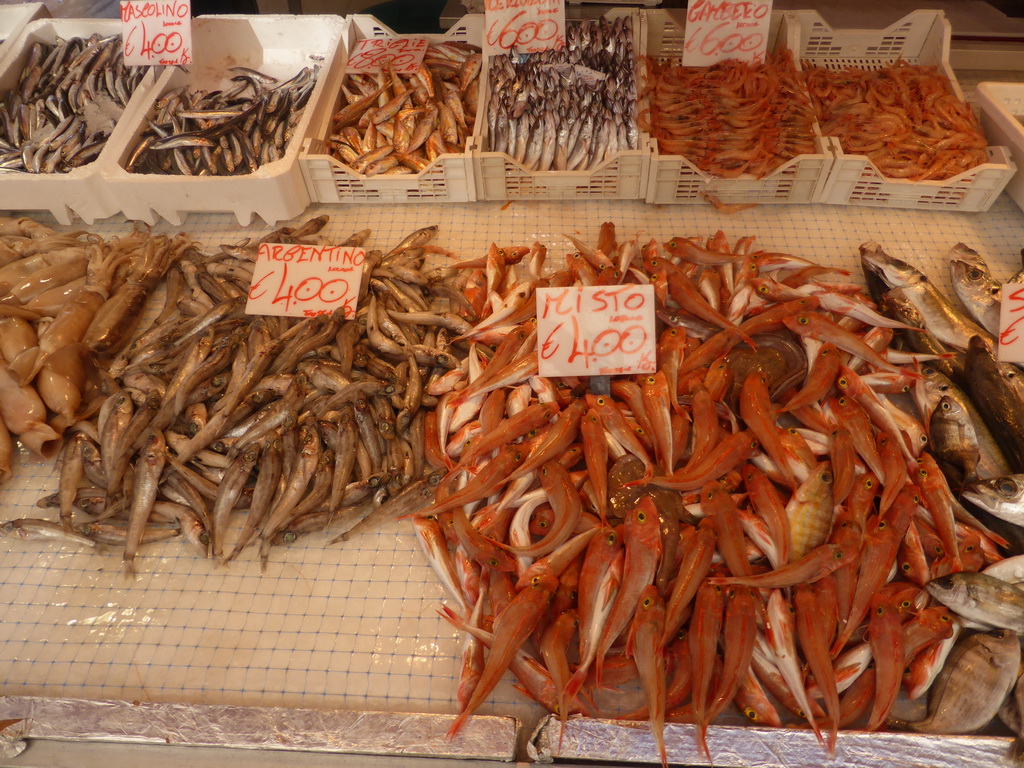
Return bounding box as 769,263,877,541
346,37,429,75
999,283,1024,362
120,0,192,66
246,243,365,319
537,285,656,377
484,0,566,57
681,0,771,67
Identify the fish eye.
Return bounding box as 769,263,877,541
596,397,605,405
877,521,887,530
488,558,499,567
821,471,833,483
532,575,540,585
876,606,884,616
668,241,677,249
941,401,951,411
838,397,847,405
998,479,1018,496
789,428,798,435
940,614,951,622
537,520,548,528
637,511,646,522
865,479,873,488
967,268,983,280
838,377,848,388
607,533,617,545
798,316,809,324
901,562,911,571
283,532,298,543
650,258,659,266
758,285,769,293
643,597,652,608
834,550,843,559
919,469,928,478
901,600,912,608
744,708,758,720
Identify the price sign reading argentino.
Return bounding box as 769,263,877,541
246,243,364,319
346,37,429,75
484,0,566,57
681,0,771,67
120,0,192,66
999,283,1024,362
537,285,656,377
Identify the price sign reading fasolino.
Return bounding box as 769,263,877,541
246,243,364,319
120,0,193,66
681,0,771,66
484,0,566,57
536,285,656,377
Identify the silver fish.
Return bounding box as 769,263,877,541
925,571,1024,633
860,242,994,350
949,243,1001,336
963,474,1024,528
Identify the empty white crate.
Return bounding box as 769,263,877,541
0,3,47,59
790,9,1016,212
300,14,480,205
642,9,833,206
974,82,1024,213
102,14,345,227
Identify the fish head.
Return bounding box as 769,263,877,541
962,475,1024,513
859,242,925,290
924,573,964,603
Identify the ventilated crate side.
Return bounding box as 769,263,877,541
975,82,1024,212
787,10,1015,212
641,9,833,206
299,14,480,205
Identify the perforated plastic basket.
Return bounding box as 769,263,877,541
642,9,833,206
789,10,1016,212
300,14,480,205
101,15,345,227
0,19,158,225
471,9,650,202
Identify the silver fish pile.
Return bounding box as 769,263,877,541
0,35,147,173
3,216,475,574
125,66,319,176
485,16,639,171
327,43,481,177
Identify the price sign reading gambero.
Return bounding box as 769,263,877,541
346,37,429,75
537,285,656,377
998,284,1024,362
681,0,771,67
120,0,192,66
484,0,566,57
246,243,364,319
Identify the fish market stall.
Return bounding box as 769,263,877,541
1,6,1024,768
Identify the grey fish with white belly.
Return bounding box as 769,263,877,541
925,571,1024,633
963,474,1024,528
949,243,1002,336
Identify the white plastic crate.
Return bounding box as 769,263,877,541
300,14,480,205
100,15,345,227
971,82,1024,213
471,9,650,202
0,19,157,225
0,3,47,58
789,10,1016,212
641,10,832,206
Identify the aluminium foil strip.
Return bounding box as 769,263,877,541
529,715,1019,767
0,696,517,761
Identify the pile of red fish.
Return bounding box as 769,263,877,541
414,224,1003,763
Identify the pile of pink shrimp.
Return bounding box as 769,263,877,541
802,61,989,181
639,51,819,179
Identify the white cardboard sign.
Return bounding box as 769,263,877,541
345,37,429,75
246,243,364,319
681,0,771,67
998,283,1024,362
120,0,193,66
484,0,566,57
537,285,656,377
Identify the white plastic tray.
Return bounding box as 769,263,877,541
300,14,481,205
102,14,346,227
471,9,651,202
0,19,158,225
642,9,834,206
790,9,1017,213
975,81,1024,213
